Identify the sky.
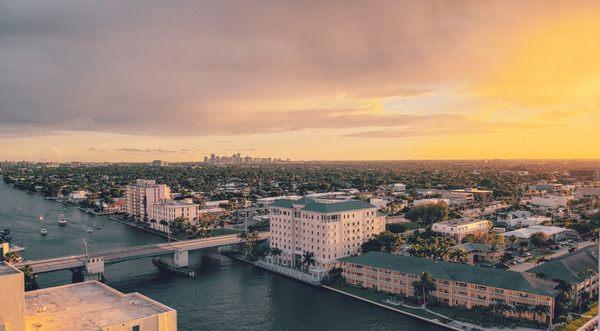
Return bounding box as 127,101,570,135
1,0,599,162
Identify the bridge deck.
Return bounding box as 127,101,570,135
15,232,268,274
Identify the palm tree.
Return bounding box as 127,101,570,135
19,265,38,291
412,272,437,306
448,248,467,263
3,251,21,264
301,251,315,272
270,247,282,264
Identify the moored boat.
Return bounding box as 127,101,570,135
57,214,67,226
40,228,48,236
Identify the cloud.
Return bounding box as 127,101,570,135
117,148,176,154
87,147,105,152
1,0,594,138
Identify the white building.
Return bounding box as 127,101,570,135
369,198,388,210
269,197,385,270
497,211,552,227
440,191,474,205
390,183,406,192
431,219,491,240
148,199,200,233
502,225,578,242
68,190,89,203
413,198,450,206
125,179,171,219
575,187,600,199
531,195,574,208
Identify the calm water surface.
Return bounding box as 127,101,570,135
0,183,444,331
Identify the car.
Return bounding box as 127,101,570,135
522,252,532,257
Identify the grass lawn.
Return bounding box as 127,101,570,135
326,284,451,323
556,303,598,331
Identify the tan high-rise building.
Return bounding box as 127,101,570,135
269,197,385,270
125,179,171,220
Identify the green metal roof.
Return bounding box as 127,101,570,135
454,243,494,253
271,197,376,213
526,245,598,284
340,251,559,297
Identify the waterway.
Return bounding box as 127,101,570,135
0,183,444,330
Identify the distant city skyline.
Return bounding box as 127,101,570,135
1,1,599,161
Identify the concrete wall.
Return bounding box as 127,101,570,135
0,263,25,331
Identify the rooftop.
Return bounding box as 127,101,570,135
340,251,559,297
24,281,174,331
526,245,598,284
434,218,490,226
453,243,498,253
271,197,376,213
502,225,572,239
0,261,21,276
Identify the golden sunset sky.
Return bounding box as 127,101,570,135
1,1,599,161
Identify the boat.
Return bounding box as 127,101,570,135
86,227,93,233
40,228,48,236
57,214,67,226
38,215,44,221
93,224,101,230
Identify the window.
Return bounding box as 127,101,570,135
132,326,140,331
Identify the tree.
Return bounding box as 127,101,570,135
412,272,437,306
448,248,467,262
3,251,22,264
19,265,38,291
270,247,282,264
361,231,404,254
239,230,261,260
301,251,315,272
386,223,407,234
405,202,449,226
530,232,548,248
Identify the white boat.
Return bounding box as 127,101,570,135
86,227,93,233
40,228,48,236
57,214,67,226
38,215,44,221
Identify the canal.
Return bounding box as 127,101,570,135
0,183,444,330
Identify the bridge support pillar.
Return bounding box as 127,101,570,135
173,250,188,267
201,247,221,262
84,257,105,281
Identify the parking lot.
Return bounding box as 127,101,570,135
509,240,595,272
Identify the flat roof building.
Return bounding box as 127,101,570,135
502,225,578,241
0,262,176,331
431,218,491,241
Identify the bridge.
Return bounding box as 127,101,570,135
15,232,269,279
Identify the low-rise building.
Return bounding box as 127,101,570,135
148,199,200,233
451,243,504,265
526,245,598,305
575,186,600,199
431,219,491,241
270,197,385,270
413,198,450,207
452,188,493,203
531,195,574,208
502,225,578,242
340,252,558,324
497,211,551,228
0,262,176,331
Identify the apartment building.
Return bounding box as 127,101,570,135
341,252,558,324
148,199,200,233
125,179,171,219
526,245,598,304
0,262,176,331
431,219,491,241
269,197,385,270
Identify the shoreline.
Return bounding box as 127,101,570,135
322,285,461,331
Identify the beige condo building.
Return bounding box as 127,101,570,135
269,197,385,270
125,179,171,220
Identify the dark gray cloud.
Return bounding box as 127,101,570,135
0,0,582,136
